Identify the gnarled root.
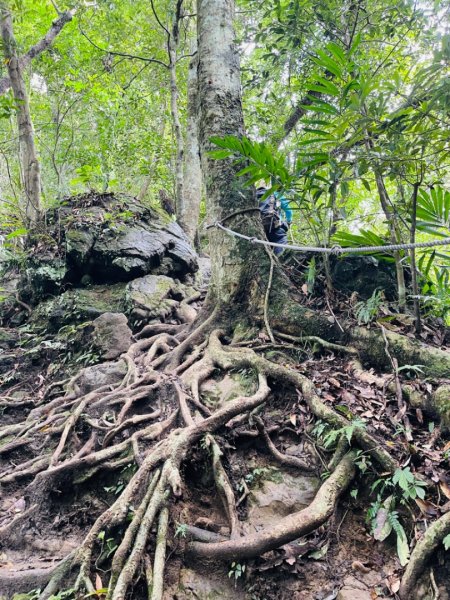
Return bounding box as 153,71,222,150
189,451,356,560
399,511,450,599
1,310,406,600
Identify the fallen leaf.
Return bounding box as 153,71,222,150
329,377,341,388
351,560,370,573
440,482,450,501
289,414,297,427
341,390,357,403
415,498,440,517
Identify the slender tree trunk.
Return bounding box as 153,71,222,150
0,3,42,226
180,39,202,245
197,0,269,309
0,8,75,97
410,182,421,333
137,117,167,203
169,1,184,221
373,170,406,308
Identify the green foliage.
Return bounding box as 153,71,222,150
210,135,291,190
443,534,450,551
391,467,427,500
368,467,427,565
48,590,75,600
415,187,450,237
332,230,391,261
420,264,450,321
175,522,188,538
228,561,246,581
12,591,41,600
312,417,366,449
354,289,384,325
238,466,281,492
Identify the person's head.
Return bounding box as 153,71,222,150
256,181,268,200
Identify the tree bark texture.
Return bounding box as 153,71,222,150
180,39,202,244
1,3,42,225
197,0,270,309
170,1,184,221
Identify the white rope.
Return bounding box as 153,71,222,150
213,223,450,255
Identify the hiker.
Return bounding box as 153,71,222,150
256,186,292,255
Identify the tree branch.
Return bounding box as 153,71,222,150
0,9,76,96
78,21,169,69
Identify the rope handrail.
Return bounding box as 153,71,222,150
211,222,450,255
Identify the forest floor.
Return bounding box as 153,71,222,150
0,249,449,600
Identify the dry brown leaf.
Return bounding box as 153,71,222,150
415,498,440,517
289,414,297,427
329,377,341,387
351,560,370,573
440,481,450,501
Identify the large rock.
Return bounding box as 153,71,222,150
20,260,66,304
30,284,127,332
169,567,246,600
126,274,183,323
62,193,198,285
77,360,128,393
245,467,319,532
92,313,133,360
18,193,198,305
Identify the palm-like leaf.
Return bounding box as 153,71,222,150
416,187,450,237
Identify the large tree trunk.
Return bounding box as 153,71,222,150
180,39,202,245
197,0,270,310
0,3,42,226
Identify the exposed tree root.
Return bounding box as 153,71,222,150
274,330,358,355
254,415,316,473
399,512,450,599
4,301,441,599
207,434,240,538
189,450,356,560
148,506,169,600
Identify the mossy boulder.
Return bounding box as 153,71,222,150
20,259,66,304
17,192,198,306
434,384,450,431
125,274,184,325
30,283,127,331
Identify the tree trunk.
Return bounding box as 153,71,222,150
137,117,167,203
0,8,75,97
0,3,42,226
169,1,184,222
180,39,202,245
409,182,421,333
197,0,270,310
373,170,406,308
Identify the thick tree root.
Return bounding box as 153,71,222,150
148,506,169,600
1,308,419,599
189,451,356,560
399,512,450,599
